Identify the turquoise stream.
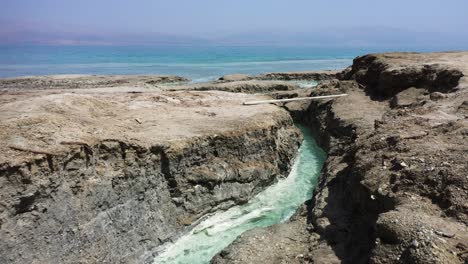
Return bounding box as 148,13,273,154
153,125,326,264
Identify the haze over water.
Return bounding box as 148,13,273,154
0,45,459,81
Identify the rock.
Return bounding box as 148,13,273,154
337,66,353,80
253,70,340,81
315,217,331,232
346,52,466,97
165,80,298,93
430,92,448,100
459,101,468,111
219,74,252,81
390,87,426,108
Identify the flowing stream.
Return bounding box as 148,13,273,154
153,125,326,264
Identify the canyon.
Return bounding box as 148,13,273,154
214,52,468,263
1,52,467,264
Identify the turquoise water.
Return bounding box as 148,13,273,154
0,45,362,81
152,125,326,264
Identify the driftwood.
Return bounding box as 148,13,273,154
242,94,348,105
60,141,89,146
9,145,57,156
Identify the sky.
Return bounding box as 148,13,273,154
1,0,468,46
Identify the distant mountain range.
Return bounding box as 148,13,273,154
1,20,467,48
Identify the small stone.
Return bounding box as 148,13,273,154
371,195,376,200
316,217,331,232
171,197,184,204
435,230,456,238
411,240,420,248
430,92,448,101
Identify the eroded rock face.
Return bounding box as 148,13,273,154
213,52,468,264
308,53,468,263
166,80,298,93
348,52,466,97
0,90,301,263
255,70,340,81
218,71,340,82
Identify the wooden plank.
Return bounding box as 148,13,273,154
242,94,348,105
9,145,58,156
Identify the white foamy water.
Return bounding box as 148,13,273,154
152,125,326,264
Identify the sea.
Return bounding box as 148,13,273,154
0,45,453,82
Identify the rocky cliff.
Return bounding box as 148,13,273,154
213,52,468,264
0,89,301,263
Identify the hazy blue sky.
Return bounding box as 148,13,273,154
1,0,468,46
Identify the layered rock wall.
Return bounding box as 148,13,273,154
0,90,301,263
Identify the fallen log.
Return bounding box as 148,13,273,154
242,94,348,105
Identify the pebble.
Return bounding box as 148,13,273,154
430,92,448,101
411,240,420,248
